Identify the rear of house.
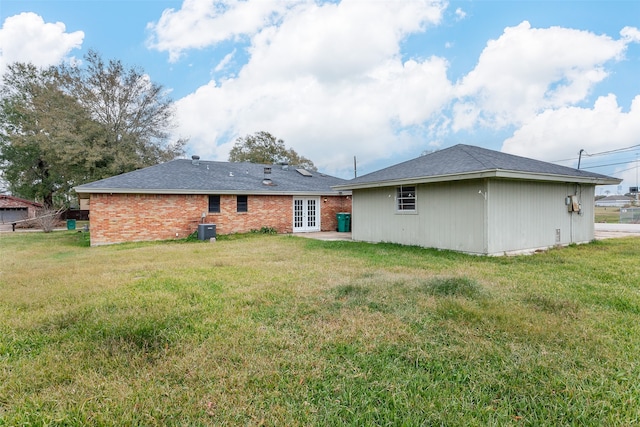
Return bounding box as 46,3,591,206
75,158,351,246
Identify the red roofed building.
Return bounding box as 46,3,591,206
0,195,43,224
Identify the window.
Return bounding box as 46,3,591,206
396,185,416,211
237,195,248,213
208,195,220,213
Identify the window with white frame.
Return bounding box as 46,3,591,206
396,185,416,211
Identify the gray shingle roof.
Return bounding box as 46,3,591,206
75,159,349,195
335,144,621,189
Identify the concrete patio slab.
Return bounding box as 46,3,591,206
294,231,352,241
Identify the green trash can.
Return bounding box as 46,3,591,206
66,219,76,230
337,212,351,232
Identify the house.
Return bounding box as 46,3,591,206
74,156,352,246
333,144,621,255
0,195,43,224
595,195,634,207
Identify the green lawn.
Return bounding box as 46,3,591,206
1,231,639,426
595,206,621,223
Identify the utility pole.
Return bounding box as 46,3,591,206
354,156,357,178
577,149,585,169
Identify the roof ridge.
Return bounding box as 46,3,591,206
457,144,493,169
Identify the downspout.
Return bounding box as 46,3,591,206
570,208,574,244
481,179,489,254
575,150,585,243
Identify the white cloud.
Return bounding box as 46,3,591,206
502,94,640,164
620,26,640,43
146,0,298,63
167,0,448,175
157,2,638,179
467,22,640,190
0,12,83,75
176,55,452,176
214,49,236,72
242,0,443,83
454,7,466,20
453,21,628,130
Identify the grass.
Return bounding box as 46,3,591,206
595,206,621,223
1,231,640,425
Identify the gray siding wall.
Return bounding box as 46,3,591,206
352,180,486,253
351,179,596,255
486,180,595,254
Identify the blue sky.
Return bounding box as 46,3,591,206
1,0,640,194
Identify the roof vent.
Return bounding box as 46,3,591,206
263,166,273,185
191,155,200,165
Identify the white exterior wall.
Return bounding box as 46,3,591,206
351,179,596,255
352,180,487,254
486,180,595,254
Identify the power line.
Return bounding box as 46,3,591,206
587,145,640,158
551,143,640,163
609,165,638,175
580,160,636,170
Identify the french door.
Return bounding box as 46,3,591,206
293,197,320,232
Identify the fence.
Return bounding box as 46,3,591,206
61,209,89,221
620,207,640,224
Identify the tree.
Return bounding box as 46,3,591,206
228,131,316,171
57,50,185,174
0,63,99,207
0,52,186,207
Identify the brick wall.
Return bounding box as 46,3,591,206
89,193,351,245
205,194,294,234
90,193,206,246
320,195,352,231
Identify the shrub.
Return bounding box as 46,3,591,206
250,226,278,235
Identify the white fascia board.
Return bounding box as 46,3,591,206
333,169,621,190
333,171,498,190
494,170,622,185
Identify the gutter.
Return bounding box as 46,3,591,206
74,188,351,198
332,169,622,191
